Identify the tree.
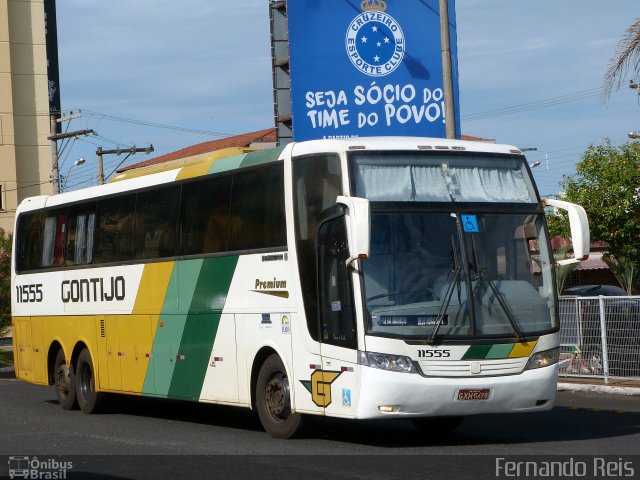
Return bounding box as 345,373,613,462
0,227,12,336
559,140,640,293
603,17,640,99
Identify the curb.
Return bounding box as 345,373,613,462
558,382,640,396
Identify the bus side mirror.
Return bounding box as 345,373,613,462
542,198,590,266
336,196,370,266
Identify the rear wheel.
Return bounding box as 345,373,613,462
411,416,464,433
256,354,304,438
54,349,77,410
75,348,105,414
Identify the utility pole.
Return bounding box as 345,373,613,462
96,147,105,185
50,115,61,194
96,145,154,185
47,127,95,194
439,0,456,139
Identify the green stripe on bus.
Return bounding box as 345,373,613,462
461,344,493,360
142,259,203,397
167,256,239,400
485,343,514,359
208,153,247,174
239,147,285,169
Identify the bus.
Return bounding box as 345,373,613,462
11,137,589,438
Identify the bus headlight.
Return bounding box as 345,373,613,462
358,350,416,373
525,347,560,370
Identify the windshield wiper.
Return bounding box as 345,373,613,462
470,237,526,342
428,234,461,345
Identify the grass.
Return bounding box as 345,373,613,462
0,349,14,368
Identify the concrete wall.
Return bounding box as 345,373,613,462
0,0,52,233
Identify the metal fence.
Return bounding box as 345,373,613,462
558,296,640,381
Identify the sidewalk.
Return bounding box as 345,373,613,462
558,375,640,396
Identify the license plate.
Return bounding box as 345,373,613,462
457,388,490,401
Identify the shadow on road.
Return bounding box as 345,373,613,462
312,407,640,448
43,390,640,448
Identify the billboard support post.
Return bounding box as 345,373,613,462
439,0,456,139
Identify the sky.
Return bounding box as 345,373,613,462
54,0,640,196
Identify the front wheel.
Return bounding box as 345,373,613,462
256,354,304,438
75,348,105,414
54,349,77,410
411,416,464,433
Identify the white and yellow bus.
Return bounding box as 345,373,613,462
11,137,589,438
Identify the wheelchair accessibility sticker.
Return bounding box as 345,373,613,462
342,388,352,407
461,215,479,232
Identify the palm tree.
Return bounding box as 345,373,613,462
603,18,640,99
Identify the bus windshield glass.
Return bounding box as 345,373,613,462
351,151,537,203
349,152,555,340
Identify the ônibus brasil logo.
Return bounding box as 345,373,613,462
345,0,405,77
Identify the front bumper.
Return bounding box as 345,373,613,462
355,363,558,418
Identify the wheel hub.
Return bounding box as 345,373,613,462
265,373,289,420
56,364,70,396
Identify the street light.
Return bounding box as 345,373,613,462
529,161,541,169
61,157,86,192
629,132,640,139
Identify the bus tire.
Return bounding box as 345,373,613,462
411,416,464,433
75,348,105,414
256,354,304,438
54,349,78,410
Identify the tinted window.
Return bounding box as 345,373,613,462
317,216,357,348
94,195,135,263
228,165,286,251
135,186,180,259
292,154,342,340
41,209,67,268
180,176,231,255
66,203,96,265
16,212,44,271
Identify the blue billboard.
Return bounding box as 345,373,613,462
287,0,460,141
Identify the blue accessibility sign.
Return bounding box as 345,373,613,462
461,215,480,233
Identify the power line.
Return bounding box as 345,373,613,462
2,181,51,193
82,110,234,137
462,88,602,122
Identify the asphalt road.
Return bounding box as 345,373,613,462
0,377,639,479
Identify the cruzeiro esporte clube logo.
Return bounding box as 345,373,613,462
346,0,405,77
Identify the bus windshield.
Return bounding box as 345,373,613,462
350,152,556,340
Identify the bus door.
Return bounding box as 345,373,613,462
316,213,358,417
291,154,350,415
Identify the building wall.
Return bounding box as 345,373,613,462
0,0,52,233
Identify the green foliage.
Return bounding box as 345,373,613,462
602,253,636,295
560,140,640,292
544,209,570,239
0,227,11,336
552,246,578,296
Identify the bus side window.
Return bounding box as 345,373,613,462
42,209,67,268
16,212,44,271
180,176,232,256
228,165,286,251
66,204,96,265
134,185,180,260
94,194,136,264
